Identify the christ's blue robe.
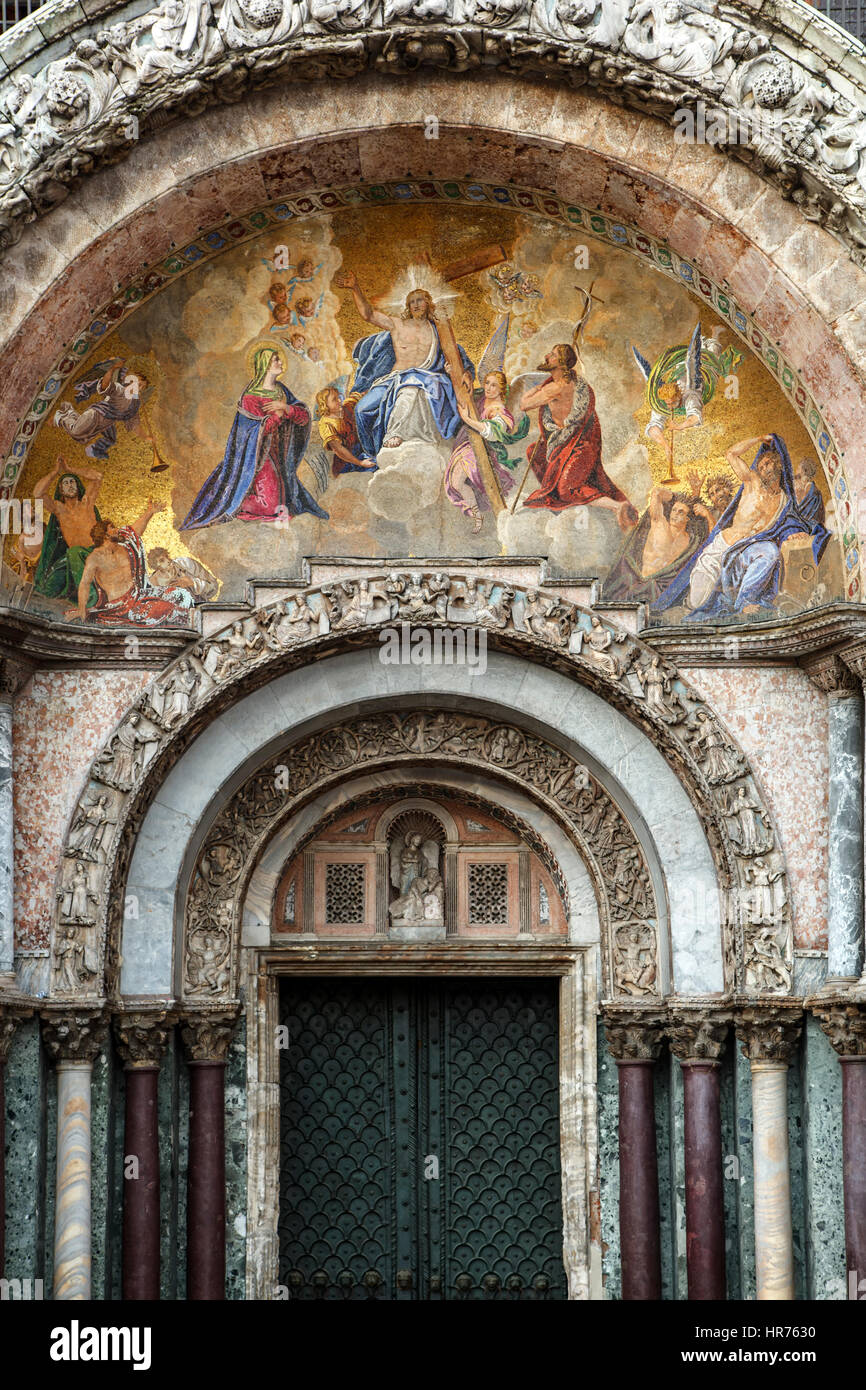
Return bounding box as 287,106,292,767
350,324,473,458
655,434,830,620
180,383,327,530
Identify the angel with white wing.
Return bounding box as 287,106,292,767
446,315,529,532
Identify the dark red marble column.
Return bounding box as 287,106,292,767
604,1012,666,1301
842,1056,866,1295
122,1067,161,1298
681,1061,726,1300
669,1013,729,1301
181,1013,237,1302
114,1012,173,1300
617,1059,662,1300
187,1061,227,1301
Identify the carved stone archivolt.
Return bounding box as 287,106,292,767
49,571,793,1001
2,0,866,267
182,709,659,1000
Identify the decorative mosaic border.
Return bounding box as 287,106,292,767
3,177,858,599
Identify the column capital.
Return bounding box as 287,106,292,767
0,656,32,702
810,1001,866,1057
41,1007,109,1063
0,1004,33,1062
667,1009,732,1063
802,652,862,698
602,1005,668,1061
180,1008,239,1064
737,1004,803,1064
841,642,866,688
113,1009,176,1068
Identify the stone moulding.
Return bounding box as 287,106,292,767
45,569,794,1003
3,0,866,266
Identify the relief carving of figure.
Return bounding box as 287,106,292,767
389,823,444,924
614,922,658,996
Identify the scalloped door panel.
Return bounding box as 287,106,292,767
278,977,567,1300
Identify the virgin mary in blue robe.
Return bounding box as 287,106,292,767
181,346,328,530
350,322,473,459
655,434,830,620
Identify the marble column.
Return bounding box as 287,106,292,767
114,1011,174,1300
41,1010,108,1300
181,1012,238,1301
0,1010,23,1276
738,1006,802,1301
828,649,866,981
604,1009,666,1301
812,1002,866,1298
0,659,29,981
668,1013,730,1300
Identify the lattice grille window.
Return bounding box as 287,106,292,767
468,862,509,925
325,862,366,923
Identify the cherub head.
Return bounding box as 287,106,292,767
270,281,288,305
272,304,291,325
295,296,315,318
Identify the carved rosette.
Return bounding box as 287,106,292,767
811,1002,866,1057
667,1011,731,1064
602,1006,668,1062
3,0,866,271
41,1008,109,1064
113,1010,175,1068
180,1010,240,1064
737,1004,803,1064
181,709,659,1001
48,571,790,1001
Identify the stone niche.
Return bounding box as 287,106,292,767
272,794,566,941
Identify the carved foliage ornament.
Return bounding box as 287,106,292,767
49,572,792,1000
182,709,659,1000
3,0,866,263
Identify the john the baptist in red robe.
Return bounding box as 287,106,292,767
520,347,634,523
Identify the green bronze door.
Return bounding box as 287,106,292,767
279,977,567,1300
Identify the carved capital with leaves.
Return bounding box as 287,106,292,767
811,1002,866,1057
737,1005,803,1064
602,1006,668,1061
667,1010,732,1063
180,1009,239,1064
41,1008,109,1063
113,1009,176,1068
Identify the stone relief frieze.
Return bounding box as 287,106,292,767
48,570,793,1002
2,0,866,267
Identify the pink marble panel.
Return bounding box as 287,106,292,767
12,670,153,950
687,666,829,951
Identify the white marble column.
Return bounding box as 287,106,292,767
738,1007,802,1300
42,1012,108,1300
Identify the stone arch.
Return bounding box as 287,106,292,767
180,717,664,1001
241,769,597,947
50,570,792,1003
